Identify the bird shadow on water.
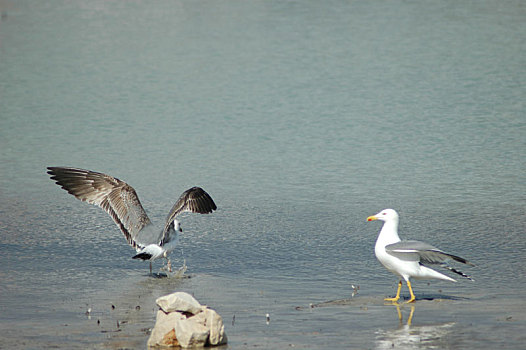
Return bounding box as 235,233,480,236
408,293,470,302
299,293,468,310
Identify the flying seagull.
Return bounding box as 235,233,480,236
367,209,474,303
47,167,217,274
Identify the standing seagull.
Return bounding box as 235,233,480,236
367,209,474,303
47,167,217,274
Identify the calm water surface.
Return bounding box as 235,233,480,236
1,0,525,349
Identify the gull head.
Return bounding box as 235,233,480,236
174,219,183,232
367,208,399,222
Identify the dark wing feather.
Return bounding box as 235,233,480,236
47,167,151,249
161,187,216,238
386,240,475,266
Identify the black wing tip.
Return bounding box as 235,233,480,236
47,167,66,184
47,166,77,172
450,254,475,267
46,167,84,186
188,186,217,213
47,166,88,178
443,265,475,281
46,166,60,176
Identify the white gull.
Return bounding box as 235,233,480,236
367,209,474,303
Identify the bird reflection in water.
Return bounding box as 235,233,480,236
393,302,415,326
375,303,456,350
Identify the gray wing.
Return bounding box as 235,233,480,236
386,240,475,266
47,167,151,250
161,187,216,239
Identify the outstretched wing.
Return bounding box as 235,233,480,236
161,187,216,240
47,167,151,249
386,240,475,266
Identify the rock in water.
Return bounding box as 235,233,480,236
156,292,204,315
172,312,210,347
147,292,227,348
202,308,225,346
149,311,184,347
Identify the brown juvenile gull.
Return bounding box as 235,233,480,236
47,167,216,274
367,209,474,303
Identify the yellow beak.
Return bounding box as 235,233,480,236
367,215,377,222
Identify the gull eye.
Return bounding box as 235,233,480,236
383,212,387,215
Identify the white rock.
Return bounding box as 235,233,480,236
147,310,185,348
156,292,203,315
200,308,227,346
173,313,210,347
148,292,227,348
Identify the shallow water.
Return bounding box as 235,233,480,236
1,0,525,348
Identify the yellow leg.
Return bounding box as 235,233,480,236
406,280,416,303
385,281,402,302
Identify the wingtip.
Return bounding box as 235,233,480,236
458,256,476,267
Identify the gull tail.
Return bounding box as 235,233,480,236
133,252,152,260
132,244,164,261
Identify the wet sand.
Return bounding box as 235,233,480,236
3,270,524,349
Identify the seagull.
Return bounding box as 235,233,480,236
47,167,217,274
367,209,474,303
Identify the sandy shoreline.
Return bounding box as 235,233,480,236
2,272,524,349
